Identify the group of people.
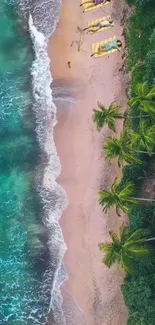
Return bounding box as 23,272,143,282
80,0,122,56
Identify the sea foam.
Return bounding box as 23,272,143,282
29,15,68,324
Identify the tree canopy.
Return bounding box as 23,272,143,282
99,226,149,273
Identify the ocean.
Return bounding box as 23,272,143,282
0,0,69,324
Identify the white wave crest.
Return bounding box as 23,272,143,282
29,14,68,324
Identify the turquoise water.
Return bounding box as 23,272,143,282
0,1,50,324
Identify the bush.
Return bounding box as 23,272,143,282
126,0,155,6
120,2,155,325
128,204,152,232
130,64,147,93
121,162,148,185
122,256,155,325
127,4,155,69
146,29,155,83
126,1,155,86
121,163,155,325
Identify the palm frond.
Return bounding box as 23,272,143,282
119,225,129,244
98,190,116,212
119,182,135,199
104,131,142,167
120,253,133,273
117,200,130,214
146,86,155,99
111,178,119,193
108,101,118,110
128,97,140,108
92,108,106,131
97,102,106,111
131,132,141,149
99,178,139,215
106,117,116,132
103,249,118,268
127,245,149,257
125,229,144,243
93,102,123,132
104,137,121,160
98,226,150,273
124,238,146,249
124,151,142,165
136,81,149,97
115,204,121,216
134,121,155,155
129,82,155,123
142,100,155,117
98,242,112,252
109,231,120,245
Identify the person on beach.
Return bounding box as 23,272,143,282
83,17,114,34
80,0,110,12
91,39,122,57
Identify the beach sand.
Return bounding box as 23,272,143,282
48,0,129,324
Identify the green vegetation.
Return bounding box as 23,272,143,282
99,177,155,216
92,0,155,323
104,129,142,167
131,121,155,155
122,2,155,322
125,1,155,88
92,101,123,132
129,81,155,120
99,226,150,273
99,178,138,216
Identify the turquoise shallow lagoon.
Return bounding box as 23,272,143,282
0,1,50,324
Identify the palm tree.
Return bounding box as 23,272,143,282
129,81,155,120
92,101,124,132
131,120,155,156
98,226,151,273
104,129,142,167
99,178,155,216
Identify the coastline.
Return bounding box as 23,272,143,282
48,0,129,324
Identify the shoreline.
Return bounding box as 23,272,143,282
48,0,129,324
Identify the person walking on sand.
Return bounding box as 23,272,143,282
83,17,114,34
80,0,110,11
91,40,122,57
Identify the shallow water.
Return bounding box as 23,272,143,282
0,0,83,323
0,2,52,324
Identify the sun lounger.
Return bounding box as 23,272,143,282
87,16,114,34
92,37,118,58
82,0,110,12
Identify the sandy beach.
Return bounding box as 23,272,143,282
48,0,129,324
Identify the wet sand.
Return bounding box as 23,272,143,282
48,0,128,324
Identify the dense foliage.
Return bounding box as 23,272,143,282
99,227,149,273
93,0,155,323
92,0,155,323
121,1,155,323
126,0,155,7
125,1,155,91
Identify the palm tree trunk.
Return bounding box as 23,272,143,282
126,115,150,119
131,197,155,202
146,237,155,242
134,150,155,154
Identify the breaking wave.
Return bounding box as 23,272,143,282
29,13,68,325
